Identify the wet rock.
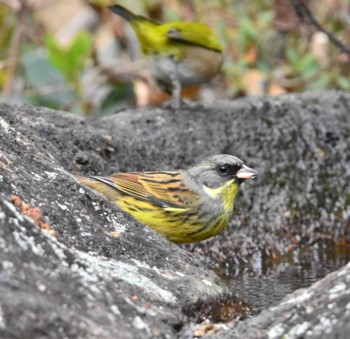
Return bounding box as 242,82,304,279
204,262,350,339
0,91,349,338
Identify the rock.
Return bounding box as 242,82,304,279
205,262,350,339
0,100,254,338
0,91,349,338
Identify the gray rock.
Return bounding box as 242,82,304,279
0,91,349,338
206,262,350,339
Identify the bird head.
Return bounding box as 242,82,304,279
188,154,257,189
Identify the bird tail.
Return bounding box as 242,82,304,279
109,5,136,21
75,175,122,202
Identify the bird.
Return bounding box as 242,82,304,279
109,4,224,109
76,154,257,243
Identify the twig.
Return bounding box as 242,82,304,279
292,0,350,57
3,2,27,101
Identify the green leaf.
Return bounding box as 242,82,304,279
257,11,273,26
286,49,299,65
22,47,76,109
337,76,350,91
45,32,92,84
309,74,330,90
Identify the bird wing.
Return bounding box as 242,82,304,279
105,171,199,210
166,23,222,52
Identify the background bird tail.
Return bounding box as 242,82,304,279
109,5,136,21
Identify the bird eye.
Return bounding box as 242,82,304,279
216,163,243,176
217,164,229,175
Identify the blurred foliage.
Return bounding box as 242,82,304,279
1,0,350,114
46,32,92,86
0,5,15,88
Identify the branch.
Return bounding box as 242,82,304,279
292,0,350,57
3,2,26,101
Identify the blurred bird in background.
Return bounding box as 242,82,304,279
109,4,224,109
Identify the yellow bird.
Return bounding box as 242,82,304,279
109,4,224,108
77,154,257,243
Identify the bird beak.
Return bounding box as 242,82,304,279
236,164,258,180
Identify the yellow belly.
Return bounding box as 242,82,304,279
116,191,233,243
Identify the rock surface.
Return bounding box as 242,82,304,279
206,261,350,339
0,91,349,338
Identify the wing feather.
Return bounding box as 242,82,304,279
102,171,199,210
166,23,222,51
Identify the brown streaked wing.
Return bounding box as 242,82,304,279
109,171,198,209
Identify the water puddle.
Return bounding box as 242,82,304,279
220,241,350,309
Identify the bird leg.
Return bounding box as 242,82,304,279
168,58,182,110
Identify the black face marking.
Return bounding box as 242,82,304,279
236,177,245,185
216,163,242,177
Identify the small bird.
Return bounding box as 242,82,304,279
109,4,224,109
77,155,257,243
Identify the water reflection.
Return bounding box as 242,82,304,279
223,242,350,309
